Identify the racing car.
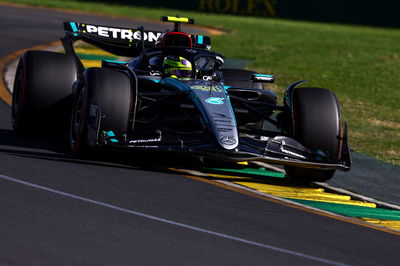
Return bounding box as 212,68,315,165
11,16,351,182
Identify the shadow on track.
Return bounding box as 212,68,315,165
0,127,318,189
0,128,230,177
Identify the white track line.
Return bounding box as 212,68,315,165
0,173,346,266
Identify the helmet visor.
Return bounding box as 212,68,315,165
170,69,192,78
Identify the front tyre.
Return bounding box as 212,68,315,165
284,87,341,182
70,68,132,153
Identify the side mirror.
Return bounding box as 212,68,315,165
212,71,223,82
102,60,128,69
251,73,274,83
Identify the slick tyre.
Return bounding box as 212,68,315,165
222,68,264,89
11,51,77,135
284,87,341,182
70,68,132,153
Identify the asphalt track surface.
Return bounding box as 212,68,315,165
1,4,399,266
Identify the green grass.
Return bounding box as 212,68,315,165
2,0,400,165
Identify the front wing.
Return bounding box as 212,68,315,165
92,129,351,172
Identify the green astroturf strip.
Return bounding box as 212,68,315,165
289,199,400,220
205,168,286,178
76,53,117,61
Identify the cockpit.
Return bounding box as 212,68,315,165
130,50,224,80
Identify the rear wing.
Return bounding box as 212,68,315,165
63,22,163,57
63,21,212,58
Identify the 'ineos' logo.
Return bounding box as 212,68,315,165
220,135,236,145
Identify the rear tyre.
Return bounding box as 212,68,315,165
70,68,132,153
284,87,340,182
11,51,77,135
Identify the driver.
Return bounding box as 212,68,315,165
162,56,192,78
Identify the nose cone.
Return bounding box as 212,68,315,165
172,79,239,150
187,81,238,150
218,134,238,150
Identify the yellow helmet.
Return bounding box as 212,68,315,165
162,56,192,78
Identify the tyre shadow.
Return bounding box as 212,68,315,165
0,128,312,188
0,128,174,174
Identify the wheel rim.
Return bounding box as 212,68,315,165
11,66,24,128
71,86,85,146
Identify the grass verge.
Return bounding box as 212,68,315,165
2,0,399,165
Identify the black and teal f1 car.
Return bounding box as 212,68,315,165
11,16,351,181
